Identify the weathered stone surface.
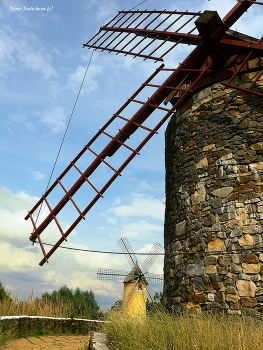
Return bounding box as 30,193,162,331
244,254,259,264
236,280,257,297
240,297,257,307
175,220,186,236
196,158,208,169
191,188,206,205
225,294,240,303
226,286,237,294
207,238,226,252
232,254,243,264
205,265,217,274
204,256,217,266
193,294,206,303
238,234,254,247
242,263,260,274
250,142,263,151
164,72,263,317
193,277,205,291
203,214,216,227
242,225,258,234
211,187,233,198
218,256,231,267
186,263,204,277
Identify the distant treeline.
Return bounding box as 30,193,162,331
0,279,101,320
39,285,101,319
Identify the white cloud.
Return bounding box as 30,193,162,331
108,193,165,220
0,187,123,305
95,0,118,23
33,171,46,181
7,112,36,131
0,26,57,79
66,63,103,94
35,105,67,133
120,220,163,239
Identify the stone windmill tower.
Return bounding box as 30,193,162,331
98,237,163,318
25,1,263,316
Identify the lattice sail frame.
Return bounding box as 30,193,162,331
25,0,263,265
97,238,164,284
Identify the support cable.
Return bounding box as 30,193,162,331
34,241,263,257
34,0,148,226
34,47,97,225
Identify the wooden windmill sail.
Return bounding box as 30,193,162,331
98,237,163,317
25,0,263,265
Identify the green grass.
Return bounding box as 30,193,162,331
0,293,93,345
0,292,74,318
104,311,263,350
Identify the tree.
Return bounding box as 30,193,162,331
0,280,10,302
40,285,101,319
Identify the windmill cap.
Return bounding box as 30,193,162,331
123,263,148,285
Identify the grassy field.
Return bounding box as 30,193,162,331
104,311,263,350
0,293,74,318
0,294,91,346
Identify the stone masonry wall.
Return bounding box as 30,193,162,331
164,71,263,317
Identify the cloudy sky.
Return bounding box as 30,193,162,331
1,0,262,310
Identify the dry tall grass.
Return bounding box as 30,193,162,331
104,311,263,350
0,293,73,318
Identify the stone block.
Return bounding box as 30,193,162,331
175,220,186,237
225,294,240,303
204,256,217,266
238,273,251,281
186,302,202,313
194,277,205,291
243,308,258,317
186,263,204,277
193,294,206,303
232,254,243,264
230,264,242,274
250,142,263,151
241,297,257,307
207,293,215,302
218,255,231,267
226,286,237,294
238,234,254,247
203,214,216,226
191,188,206,205
255,288,263,296
236,280,256,297
214,291,225,303
196,158,208,169
212,187,233,198
244,254,259,264
207,238,226,252
229,228,242,237
205,265,217,274
242,263,260,274
256,296,263,303
242,225,258,234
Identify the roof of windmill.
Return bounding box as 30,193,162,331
123,263,148,285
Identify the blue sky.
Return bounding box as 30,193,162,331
1,0,262,310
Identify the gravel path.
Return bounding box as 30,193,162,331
1,335,89,350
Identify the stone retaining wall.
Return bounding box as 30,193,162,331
164,71,263,317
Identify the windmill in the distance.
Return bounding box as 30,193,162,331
98,237,163,318
25,0,263,267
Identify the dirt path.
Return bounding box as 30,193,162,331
1,335,90,350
